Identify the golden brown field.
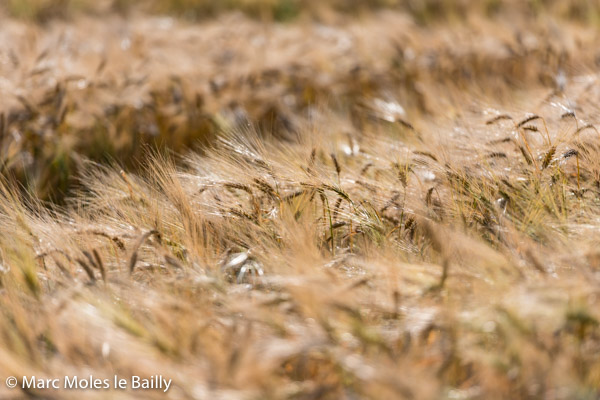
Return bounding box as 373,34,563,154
1,1,600,399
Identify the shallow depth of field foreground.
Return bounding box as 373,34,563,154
2,1,600,399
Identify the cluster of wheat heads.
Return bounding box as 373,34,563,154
1,75,600,398
1,2,600,399
0,10,595,202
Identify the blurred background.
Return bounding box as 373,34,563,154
3,0,600,22
0,0,598,202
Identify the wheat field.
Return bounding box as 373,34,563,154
0,1,600,399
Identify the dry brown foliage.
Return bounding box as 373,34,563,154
0,2,600,399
